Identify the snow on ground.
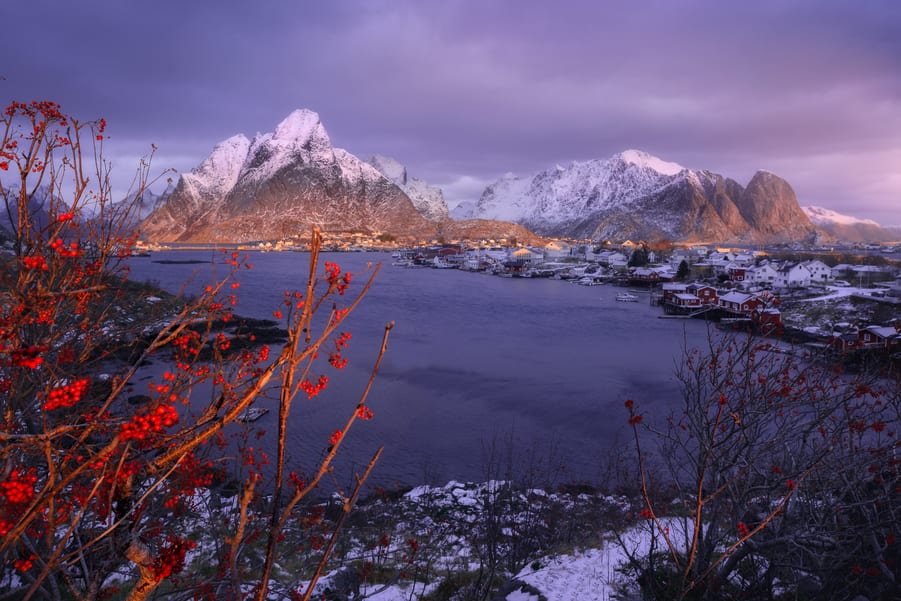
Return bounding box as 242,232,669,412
792,286,878,303
508,518,690,600
512,547,619,600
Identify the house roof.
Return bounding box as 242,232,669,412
864,325,898,339
719,291,754,303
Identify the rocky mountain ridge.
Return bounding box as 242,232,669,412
139,109,887,245
466,151,821,244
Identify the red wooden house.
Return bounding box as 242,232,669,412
687,283,718,305
718,291,767,315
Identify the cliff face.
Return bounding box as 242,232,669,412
734,171,819,243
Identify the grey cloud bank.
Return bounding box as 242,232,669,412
3,0,899,224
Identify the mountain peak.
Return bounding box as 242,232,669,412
273,109,324,143
616,149,684,175
141,110,434,243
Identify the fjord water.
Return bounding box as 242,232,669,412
129,252,712,488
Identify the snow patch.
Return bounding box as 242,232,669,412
513,518,693,600
618,149,684,175
802,205,880,227
475,151,686,226
335,148,385,186
181,134,250,200
273,108,323,143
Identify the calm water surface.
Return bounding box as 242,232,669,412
128,251,712,487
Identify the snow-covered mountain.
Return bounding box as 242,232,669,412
449,201,477,221
472,150,819,244
0,186,54,241
124,183,175,223
802,206,898,242
365,155,450,222
141,110,431,243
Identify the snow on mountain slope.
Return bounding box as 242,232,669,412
803,205,880,227
474,150,823,243
366,154,450,222
335,149,386,186
450,200,477,220
476,150,685,227
802,205,896,242
238,109,336,187
619,149,683,175
181,134,250,202
477,173,533,222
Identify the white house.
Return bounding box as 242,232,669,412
747,263,779,286
801,259,833,284
775,263,812,289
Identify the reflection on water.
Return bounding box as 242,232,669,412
128,251,713,487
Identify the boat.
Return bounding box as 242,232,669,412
236,407,269,423
576,277,602,286
616,292,639,302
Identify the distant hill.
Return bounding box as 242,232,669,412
802,206,899,243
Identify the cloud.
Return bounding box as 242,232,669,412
2,0,899,222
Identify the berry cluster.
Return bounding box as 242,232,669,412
50,238,80,258
120,404,179,442
22,255,48,271
43,377,90,411
300,374,329,399
150,536,196,582
324,261,352,295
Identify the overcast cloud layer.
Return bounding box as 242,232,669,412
3,0,900,224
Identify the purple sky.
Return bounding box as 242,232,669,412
3,0,900,224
